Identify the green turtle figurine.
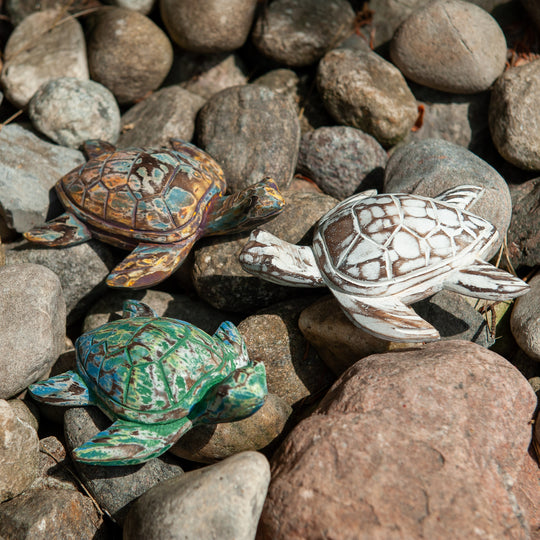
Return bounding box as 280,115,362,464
28,300,267,466
24,139,284,288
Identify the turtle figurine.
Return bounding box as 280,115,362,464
24,139,285,288
28,299,267,466
239,185,530,342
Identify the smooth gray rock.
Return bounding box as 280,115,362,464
118,86,205,148
489,60,540,170
511,274,540,361
0,10,88,108
252,0,356,67
64,407,184,524
86,7,173,104
123,451,270,540
390,0,507,94
317,48,418,147
197,84,300,190
192,190,337,313
5,241,114,323
28,77,120,148
0,264,65,399
297,126,387,199
384,138,512,258
0,399,40,503
160,0,257,53
0,124,84,235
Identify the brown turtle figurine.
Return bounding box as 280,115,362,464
24,139,285,288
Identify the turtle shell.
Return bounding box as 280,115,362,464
75,317,235,424
56,141,226,245
313,192,495,296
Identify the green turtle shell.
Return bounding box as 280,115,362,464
76,317,237,424
56,141,226,246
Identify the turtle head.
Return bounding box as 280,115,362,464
192,362,267,424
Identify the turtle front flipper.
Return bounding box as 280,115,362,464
444,260,530,300
23,213,92,247
330,288,441,342
73,417,192,466
28,371,98,406
106,237,197,289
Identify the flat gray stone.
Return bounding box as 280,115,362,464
123,451,270,540
0,264,65,399
0,9,88,108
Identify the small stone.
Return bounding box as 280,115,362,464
28,77,120,148
118,86,205,149
197,84,300,190
507,178,540,269
384,138,512,258
0,264,65,399
0,123,84,236
7,398,39,432
489,60,540,170
317,48,418,147
0,399,40,502
170,393,292,463
108,0,154,14
123,451,270,540
252,0,356,67
390,0,507,94
297,126,387,199
165,52,248,100
0,487,102,538
6,240,115,324
192,190,337,313
511,273,540,361
86,7,173,104
238,299,335,406
160,0,257,53
0,10,88,109
64,407,184,524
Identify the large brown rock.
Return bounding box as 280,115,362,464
259,341,537,539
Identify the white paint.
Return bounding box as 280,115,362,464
361,260,381,280
438,208,460,226
392,231,421,259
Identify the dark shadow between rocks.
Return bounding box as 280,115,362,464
413,297,469,337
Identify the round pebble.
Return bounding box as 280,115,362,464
390,0,507,93
86,7,173,104
252,0,356,67
317,48,418,147
489,60,540,170
28,77,120,148
160,0,258,53
297,126,388,199
511,273,540,361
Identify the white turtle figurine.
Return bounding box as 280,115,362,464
239,185,529,342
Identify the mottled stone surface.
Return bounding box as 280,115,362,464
197,84,300,190
390,0,507,93
28,77,120,148
511,274,540,361
259,341,536,539
160,0,257,53
0,9,88,108
0,399,40,502
489,60,540,170
317,49,418,147
384,138,512,258
0,264,65,399
252,0,355,67
118,86,205,148
86,7,173,104
123,452,270,540
297,126,387,199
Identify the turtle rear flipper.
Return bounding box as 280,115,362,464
445,260,530,300
73,417,191,466
28,371,97,406
23,213,92,247
106,236,198,289
330,288,441,343
435,185,483,210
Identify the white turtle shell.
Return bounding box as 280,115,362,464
313,192,497,298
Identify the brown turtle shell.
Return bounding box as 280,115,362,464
55,142,226,245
